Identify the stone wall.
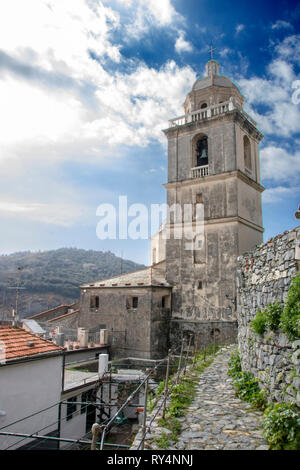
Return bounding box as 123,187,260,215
237,226,300,404
78,286,171,359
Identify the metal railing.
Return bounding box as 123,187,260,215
90,336,200,451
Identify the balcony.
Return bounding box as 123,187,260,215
168,98,256,129
191,165,209,179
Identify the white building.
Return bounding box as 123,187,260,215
0,325,63,450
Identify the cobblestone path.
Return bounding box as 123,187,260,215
131,345,269,450
173,346,269,450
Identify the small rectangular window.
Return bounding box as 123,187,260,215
162,295,170,308
196,193,203,204
90,296,99,309
126,296,138,309
198,280,203,290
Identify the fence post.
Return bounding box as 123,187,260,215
162,349,171,419
193,333,199,366
213,329,216,355
141,376,149,450
176,338,184,384
183,334,193,375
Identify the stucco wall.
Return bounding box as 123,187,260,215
0,355,62,449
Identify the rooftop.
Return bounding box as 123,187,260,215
80,264,171,289
0,326,63,363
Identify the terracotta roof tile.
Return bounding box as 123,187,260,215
0,326,63,362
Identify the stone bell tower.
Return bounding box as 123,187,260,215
163,58,264,348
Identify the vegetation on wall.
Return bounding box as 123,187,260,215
250,273,300,340
228,350,300,450
263,402,300,450
228,351,267,410
280,273,300,340
250,303,283,336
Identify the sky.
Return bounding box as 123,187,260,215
0,0,299,265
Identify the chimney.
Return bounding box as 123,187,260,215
98,353,109,378
55,332,65,347
99,329,108,345
77,328,88,348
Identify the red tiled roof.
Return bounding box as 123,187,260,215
0,326,63,362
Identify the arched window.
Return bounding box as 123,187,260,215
201,103,207,109
196,136,208,167
244,135,252,170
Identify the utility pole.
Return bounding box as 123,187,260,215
7,267,26,324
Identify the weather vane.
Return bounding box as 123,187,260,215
209,44,216,60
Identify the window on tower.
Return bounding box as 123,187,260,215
243,135,252,171
196,136,208,167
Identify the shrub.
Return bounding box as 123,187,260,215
263,403,300,450
233,371,266,410
228,351,266,410
280,273,300,340
264,302,283,331
250,309,268,336
228,349,242,378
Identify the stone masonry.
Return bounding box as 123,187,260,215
237,226,300,404
131,346,268,450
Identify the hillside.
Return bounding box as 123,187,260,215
0,248,145,318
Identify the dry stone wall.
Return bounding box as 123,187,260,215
237,226,300,404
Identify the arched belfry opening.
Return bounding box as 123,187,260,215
194,134,208,167
243,135,252,170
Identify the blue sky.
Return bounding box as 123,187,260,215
0,0,299,265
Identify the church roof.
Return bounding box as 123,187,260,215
80,263,171,289
189,59,243,97
192,75,239,91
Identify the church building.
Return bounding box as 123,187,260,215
162,57,264,350
30,57,265,359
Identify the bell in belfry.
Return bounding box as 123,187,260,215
200,148,207,160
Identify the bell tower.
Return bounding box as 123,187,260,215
163,58,264,347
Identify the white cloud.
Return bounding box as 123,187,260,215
235,24,245,34
271,20,293,30
122,0,183,40
146,0,179,25
0,1,195,166
262,185,300,203
175,30,193,54
238,45,300,138
0,201,87,226
260,146,300,183
219,47,232,58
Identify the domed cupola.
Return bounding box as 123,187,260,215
183,59,244,115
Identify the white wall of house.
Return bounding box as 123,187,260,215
59,388,92,449
0,355,63,450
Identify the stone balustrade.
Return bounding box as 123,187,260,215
168,99,234,128
190,165,209,179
